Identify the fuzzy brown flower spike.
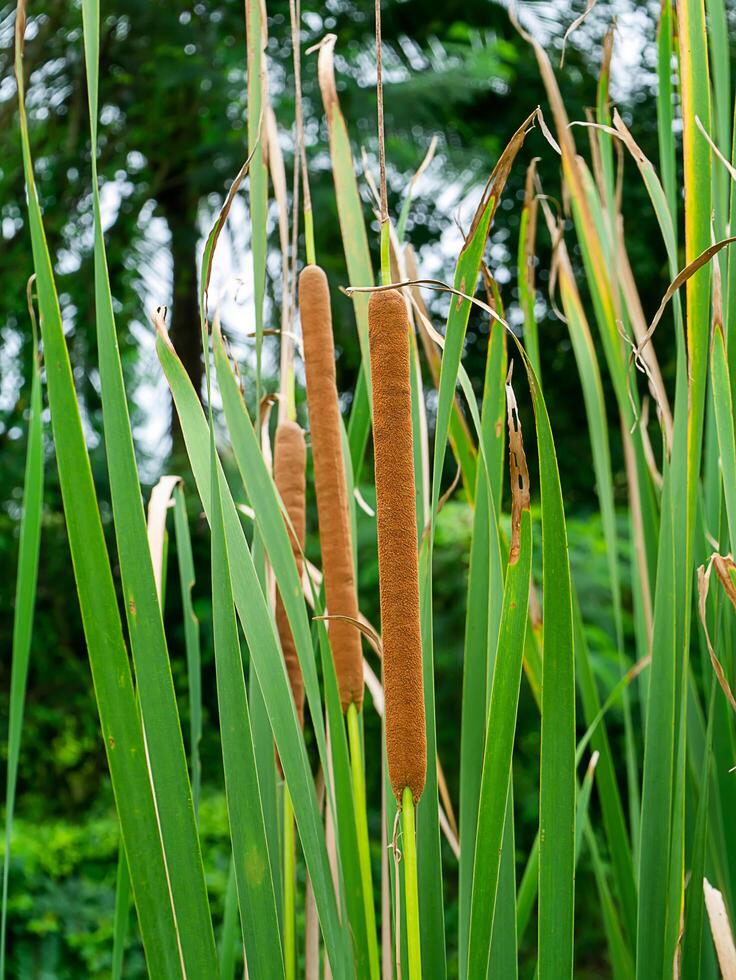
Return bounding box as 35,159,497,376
368,288,426,803
299,264,364,712
273,420,307,725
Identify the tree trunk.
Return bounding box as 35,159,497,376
158,188,201,450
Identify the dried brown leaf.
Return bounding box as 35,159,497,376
697,554,736,714
506,365,531,564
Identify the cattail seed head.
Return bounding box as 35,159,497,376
299,264,364,712
274,420,307,725
368,288,426,804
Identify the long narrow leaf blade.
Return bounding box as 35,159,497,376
1,302,43,979
209,434,284,980
81,3,218,971
14,7,182,972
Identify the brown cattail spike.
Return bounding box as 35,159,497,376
274,421,307,725
299,264,364,712
368,288,426,803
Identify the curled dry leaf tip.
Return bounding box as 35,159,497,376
505,369,531,565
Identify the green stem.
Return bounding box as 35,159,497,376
305,208,316,266
283,785,296,980
286,365,297,424
219,859,238,979
347,703,380,980
111,843,130,980
380,219,391,286
402,786,422,980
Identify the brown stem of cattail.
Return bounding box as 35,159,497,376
506,366,531,566
274,420,307,726
368,288,426,804
299,264,364,712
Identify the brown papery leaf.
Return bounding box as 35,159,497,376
697,555,736,714
638,236,736,357
506,365,531,565
467,108,539,242
523,158,541,294
313,614,383,659
146,476,182,603
703,879,736,980
560,0,598,67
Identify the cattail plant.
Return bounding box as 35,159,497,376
299,264,364,713
11,0,736,977
368,287,427,804
273,419,306,980
273,420,307,727
368,285,426,980
299,263,380,980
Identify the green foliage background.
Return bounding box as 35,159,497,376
2,0,725,975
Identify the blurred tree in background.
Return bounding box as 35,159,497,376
1,0,669,465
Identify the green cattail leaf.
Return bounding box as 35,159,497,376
209,428,285,980
15,6,182,972
705,0,730,237
573,603,637,944
419,117,535,976
1,299,43,979
656,0,678,226
457,321,506,974
528,366,576,980
111,846,131,980
636,469,678,978
681,681,718,980
711,324,736,551
219,861,239,980
248,531,282,920
638,3,712,975
546,217,637,943
316,621,376,979
467,508,531,978
80,3,218,971
586,823,635,980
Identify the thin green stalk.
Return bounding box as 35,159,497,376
380,220,391,286
305,208,316,266
111,845,131,980
402,787,422,980
219,860,238,980
347,703,380,980
283,786,296,980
